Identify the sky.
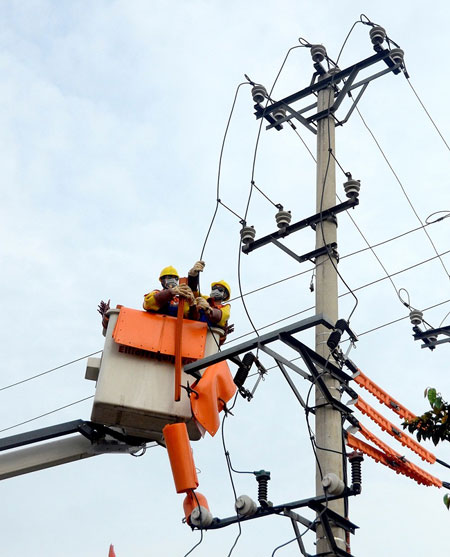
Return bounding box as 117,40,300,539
0,1,449,556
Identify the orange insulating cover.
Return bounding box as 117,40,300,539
346,432,442,488
353,369,416,422
183,491,210,522
112,307,207,360
355,395,436,464
163,423,199,494
191,361,237,437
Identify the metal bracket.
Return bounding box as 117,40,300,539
242,198,358,256
413,325,450,349
256,48,402,134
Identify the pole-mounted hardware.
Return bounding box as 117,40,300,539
409,308,450,349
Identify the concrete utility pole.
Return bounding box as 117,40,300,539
314,76,345,553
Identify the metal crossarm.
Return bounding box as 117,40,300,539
183,313,334,378
242,198,358,255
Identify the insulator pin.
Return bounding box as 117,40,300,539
369,26,386,45
311,44,327,63
252,85,268,105
343,178,361,199
327,66,341,84
235,495,258,517
275,209,292,228
409,309,423,326
241,225,256,245
389,48,404,65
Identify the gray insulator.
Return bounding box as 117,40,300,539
343,178,361,198
241,225,256,244
328,66,341,84
272,106,286,122
369,25,386,45
252,85,268,105
311,44,327,63
235,495,258,517
275,209,292,228
190,506,213,527
409,309,423,326
389,48,404,65
322,473,345,496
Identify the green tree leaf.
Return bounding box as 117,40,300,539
444,494,450,510
428,388,437,405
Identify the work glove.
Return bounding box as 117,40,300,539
188,260,205,277
173,284,195,305
196,297,211,312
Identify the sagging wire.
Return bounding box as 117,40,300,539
404,78,450,152
200,81,252,261
354,104,450,281
220,392,244,557
183,490,205,557
236,48,304,340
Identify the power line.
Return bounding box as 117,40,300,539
355,105,450,280
0,350,102,392
227,249,450,344
405,77,450,152
0,395,94,434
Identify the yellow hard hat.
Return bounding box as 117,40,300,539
211,280,231,300
159,266,179,280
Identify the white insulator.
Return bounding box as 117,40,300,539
311,44,327,63
369,25,386,45
252,85,267,105
343,178,361,199
275,209,291,228
272,106,286,122
322,473,345,496
190,506,213,527
328,66,341,84
235,495,258,517
389,48,404,65
428,335,438,345
240,225,256,244
409,309,423,326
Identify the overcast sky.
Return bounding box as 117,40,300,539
1,1,449,556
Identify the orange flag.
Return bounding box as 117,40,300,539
108,544,116,557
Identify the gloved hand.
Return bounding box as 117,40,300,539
173,284,195,305
188,260,205,277
196,296,211,312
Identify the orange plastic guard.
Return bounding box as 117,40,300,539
353,369,416,422
355,396,436,464
183,491,210,522
112,307,207,360
191,361,237,437
346,432,442,488
163,423,199,494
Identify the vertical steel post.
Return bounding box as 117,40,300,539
314,75,346,553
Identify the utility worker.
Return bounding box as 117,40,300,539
195,280,231,343
143,262,205,318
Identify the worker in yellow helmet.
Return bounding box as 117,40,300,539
143,262,205,318
195,280,231,343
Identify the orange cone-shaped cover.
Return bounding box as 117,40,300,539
191,361,236,436
108,544,116,557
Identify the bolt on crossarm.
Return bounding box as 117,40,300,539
314,66,345,553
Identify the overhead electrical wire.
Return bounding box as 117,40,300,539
0,350,102,392
227,249,450,345
354,104,450,281
0,395,94,434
